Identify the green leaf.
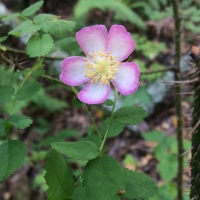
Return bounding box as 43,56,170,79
0,119,6,134
103,99,114,106
115,106,147,124
51,141,99,160
7,114,32,129
80,134,102,148
31,69,45,78
0,36,8,43
142,131,165,143
154,136,177,160
34,14,59,24
71,186,87,200
9,20,41,36
31,88,68,112
40,20,76,36
0,140,26,181
74,0,145,29
2,13,20,21
152,183,177,200
21,1,44,16
55,37,81,55
122,169,158,199
33,13,76,36
100,118,125,138
0,85,15,104
122,86,152,106
83,155,125,200
45,150,74,200
157,155,177,182
16,80,40,100
27,34,54,57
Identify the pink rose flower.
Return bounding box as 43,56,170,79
60,25,140,104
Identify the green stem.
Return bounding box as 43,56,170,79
99,88,118,154
42,75,63,84
171,1,183,200
40,75,102,138
71,87,102,138
74,176,82,187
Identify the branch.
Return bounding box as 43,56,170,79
171,1,184,200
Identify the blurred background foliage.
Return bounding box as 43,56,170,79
0,0,199,199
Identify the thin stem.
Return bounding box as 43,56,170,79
71,87,102,138
42,75,63,84
74,176,82,187
0,45,65,60
171,1,183,200
99,88,118,153
40,75,102,137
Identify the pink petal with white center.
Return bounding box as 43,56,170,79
106,25,135,62
60,56,91,86
76,25,108,56
78,82,111,104
111,62,140,95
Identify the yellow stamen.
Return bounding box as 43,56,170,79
84,48,119,84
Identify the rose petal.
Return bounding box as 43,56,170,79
106,25,135,61
111,62,140,95
78,82,110,104
60,56,91,86
76,25,108,56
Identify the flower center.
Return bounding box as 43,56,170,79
84,48,120,84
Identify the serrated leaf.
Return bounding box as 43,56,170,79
7,114,32,129
80,134,102,148
122,169,158,199
0,140,26,181
21,1,44,16
2,13,20,21
103,99,114,106
51,141,99,160
115,106,147,124
16,80,40,100
0,85,15,104
34,14,59,24
27,34,54,57
83,155,125,200
71,186,87,200
0,119,6,134
100,118,125,138
40,20,76,36
45,150,74,200
9,20,41,36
